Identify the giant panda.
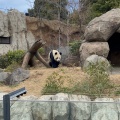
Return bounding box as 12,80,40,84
48,50,62,68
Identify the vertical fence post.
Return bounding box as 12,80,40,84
3,95,10,120
3,87,27,120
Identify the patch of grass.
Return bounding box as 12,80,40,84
42,72,71,94
115,90,120,96
59,68,66,73
81,61,113,97
42,63,118,98
5,61,20,72
114,86,120,96
9,84,19,88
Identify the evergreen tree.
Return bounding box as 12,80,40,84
89,0,120,19
28,0,68,20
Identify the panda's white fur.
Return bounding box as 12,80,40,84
48,50,62,68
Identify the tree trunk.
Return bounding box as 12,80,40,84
22,52,33,69
22,39,50,69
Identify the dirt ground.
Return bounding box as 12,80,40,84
0,66,120,97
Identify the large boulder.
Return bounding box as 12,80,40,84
83,54,110,70
79,42,109,66
5,68,30,85
85,8,120,42
0,72,11,82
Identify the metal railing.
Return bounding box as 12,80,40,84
3,87,27,120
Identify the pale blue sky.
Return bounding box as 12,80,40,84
0,0,78,13
0,0,34,13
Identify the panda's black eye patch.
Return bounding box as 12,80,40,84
55,52,57,55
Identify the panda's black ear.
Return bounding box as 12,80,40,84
60,52,62,55
50,52,54,61
55,52,57,55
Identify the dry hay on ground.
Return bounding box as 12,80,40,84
0,67,120,98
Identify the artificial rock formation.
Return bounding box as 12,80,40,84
5,68,30,85
0,11,10,37
26,16,82,54
0,93,120,120
79,42,109,66
80,8,120,66
0,10,35,55
83,55,110,71
84,8,120,42
0,9,82,60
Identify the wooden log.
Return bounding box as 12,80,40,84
22,39,50,68
35,52,50,68
28,57,36,67
29,39,46,54
21,52,33,68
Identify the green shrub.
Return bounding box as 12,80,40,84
81,61,113,97
42,72,71,94
38,47,45,55
69,40,81,56
5,61,20,72
7,50,25,63
42,64,117,98
0,50,25,69
0,55,9,69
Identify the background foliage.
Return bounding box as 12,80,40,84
89,0,120,20
69,40,81,56
28,0,68,20
28,0,120,24
0,50,25,69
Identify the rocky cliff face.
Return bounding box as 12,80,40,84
0,10,35,55
26,17,81,52
0,9,81,56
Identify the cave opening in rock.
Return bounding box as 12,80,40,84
107,32,120,66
